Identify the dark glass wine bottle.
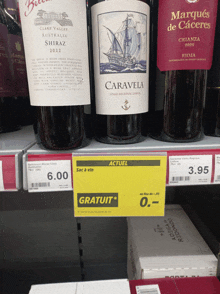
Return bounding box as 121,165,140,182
0,1,20,133
148,0,158,114
146,0,165,136
204,2,220,137
150,0,218,143
3,0,33,126
19,0,91,150
89,0,150,144
161,70,207,142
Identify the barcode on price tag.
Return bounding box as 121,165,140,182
170,176,190,182
136,285,161,294
214,154,220,184
0,161,4,191
27,160,72,192
169,155,212,186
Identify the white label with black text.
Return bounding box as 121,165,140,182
19,0,90,106
0,161,4,191
92,0,150,115
169,155,212,185
136,285,161,294
27,160,72,192
214,154,220,183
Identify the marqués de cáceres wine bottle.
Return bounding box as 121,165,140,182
90,0,150,144
19,0,91,150
152,0,218,142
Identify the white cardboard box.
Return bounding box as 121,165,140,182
127,205,218,280
29,279,130,294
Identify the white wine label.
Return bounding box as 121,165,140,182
92,0,150,115
214,154,220,184
169,155,212,186
19,0,91,106
27,160,72,192
0,161,4,191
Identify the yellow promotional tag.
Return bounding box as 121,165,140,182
72,154,167,217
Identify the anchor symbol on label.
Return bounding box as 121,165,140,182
122,99,130,110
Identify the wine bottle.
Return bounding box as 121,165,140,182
3,0,33,126
146,0,164,136
0,2,20,133
19,0,91,150
148,0,158,114
89,0,150,144
4,0,17,20
204,2,220,137
151,0,218,143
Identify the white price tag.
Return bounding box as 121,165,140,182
0,161,4,191
169,155,212,186
214,154,220,184
136,285,161,294
27,160,72,192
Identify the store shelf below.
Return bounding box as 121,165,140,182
0,126,35,191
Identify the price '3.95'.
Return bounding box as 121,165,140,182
188,166,209,175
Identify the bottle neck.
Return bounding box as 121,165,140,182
3,0,19,21
0,0,5,9
0,6,6,24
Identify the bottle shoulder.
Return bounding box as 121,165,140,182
0,6,7,25
4,8,21,35
89,0,151,8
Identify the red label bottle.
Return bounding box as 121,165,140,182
0,2,21,133
152,0,218,142
3,0,33,126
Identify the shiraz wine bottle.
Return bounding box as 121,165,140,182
19,0,91,150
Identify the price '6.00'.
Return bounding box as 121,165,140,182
47,171,69,180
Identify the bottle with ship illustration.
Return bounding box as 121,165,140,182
89,0,150,144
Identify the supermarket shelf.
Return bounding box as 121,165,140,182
0,125,35,154
0,126,35,191
76,135,220,153
22,133,220,191
24,134,220,154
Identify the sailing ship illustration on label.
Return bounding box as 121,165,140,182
34,10,73,26
98,11,147,74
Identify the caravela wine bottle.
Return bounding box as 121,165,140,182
89,0,150,144
19,0,91,150
0,1,20,132
204,2,220,137
3,0,33,126
151,0,218,142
